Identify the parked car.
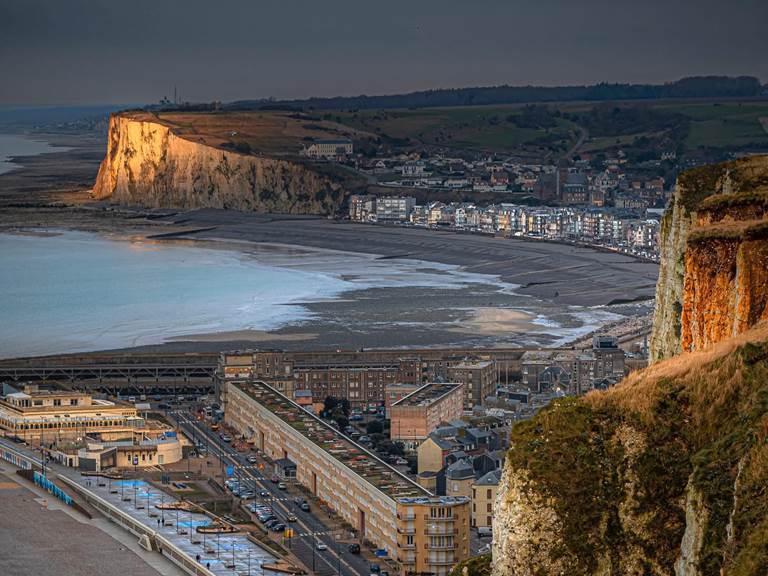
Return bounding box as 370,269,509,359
347,543,360,554
277,482,286,490
477,526,493,537
247,455,258,464
221,434,232,443
270,475,279,483
293,497,304,505
299,502,310,512
286,514,297,522
316,542,328,551
369,564,380,573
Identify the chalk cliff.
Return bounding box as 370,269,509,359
650,155,768,361
491,157,768,576
92,113,355,214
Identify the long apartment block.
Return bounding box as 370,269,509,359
224,380,470,575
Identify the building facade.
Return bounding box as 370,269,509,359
224,380,469,575
447,360,496,408
390,383,465,449
0,385,141,442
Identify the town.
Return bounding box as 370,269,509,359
303,138,674,261
0,332,632,576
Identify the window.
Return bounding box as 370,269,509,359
70,399,78,406
53,399,61,407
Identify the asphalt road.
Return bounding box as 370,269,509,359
172,411,379,576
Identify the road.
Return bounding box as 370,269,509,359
171,410,376,576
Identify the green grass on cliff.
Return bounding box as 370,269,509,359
505,330,768,575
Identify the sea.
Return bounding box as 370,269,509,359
0,230,526,358
0,133,69,174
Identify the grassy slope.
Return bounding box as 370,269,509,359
505,323,768,575
329,100,768,155
330,106,578,154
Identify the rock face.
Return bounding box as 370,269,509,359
93,114,352,214
492,157,768,576
492,328,768,576
650,155,768,361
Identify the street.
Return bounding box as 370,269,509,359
171,410,378,576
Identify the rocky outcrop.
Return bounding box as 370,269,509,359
92,113,355,214
491,157,768,576
492,327,768,575
650,155,768,361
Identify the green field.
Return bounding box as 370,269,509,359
323,99,768,157
329,106,579,154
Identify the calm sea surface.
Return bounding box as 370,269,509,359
0,231,356,358
0,133,68,174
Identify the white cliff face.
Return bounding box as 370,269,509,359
93,114,348,214
675,479,708,576
492,464,568,576
649,186,695,363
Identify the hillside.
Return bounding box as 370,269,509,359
493,324,768,576
491,156,768,576
91,112,368,214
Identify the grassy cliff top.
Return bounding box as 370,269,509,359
505,322,768,575
676,154,768,212
116,110,373,157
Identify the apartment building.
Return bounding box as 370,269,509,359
302,138,353,158
0,385,141,442
396,497,470,576
384,383,424,416
224,380,469,575
447,360,496,408
390,383,465,449
376,196,416,223
471,469,501,529
349,194,377,222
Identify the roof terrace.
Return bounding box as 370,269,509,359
393,383,462,408
232,381,430,500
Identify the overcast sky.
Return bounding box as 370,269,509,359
1,0,766,107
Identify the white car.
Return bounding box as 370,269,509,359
315,542,327,551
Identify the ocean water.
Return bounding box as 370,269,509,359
0,133,69,174
0,231,517,358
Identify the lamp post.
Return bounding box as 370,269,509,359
217,531,221,559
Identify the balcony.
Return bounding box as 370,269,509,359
426,558,457,566
427,543,456,551
397,527,415,535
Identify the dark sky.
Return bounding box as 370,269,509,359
1,0,766,106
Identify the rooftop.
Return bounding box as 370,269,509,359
233,381,430,500
392,382,463,408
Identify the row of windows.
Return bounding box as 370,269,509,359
1,418,125,430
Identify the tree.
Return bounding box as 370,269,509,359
366,420,384,435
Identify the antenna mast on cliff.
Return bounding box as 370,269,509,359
174,85,177,106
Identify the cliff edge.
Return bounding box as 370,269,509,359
92,112,364,214
492,156,768,576
650,155,768,362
